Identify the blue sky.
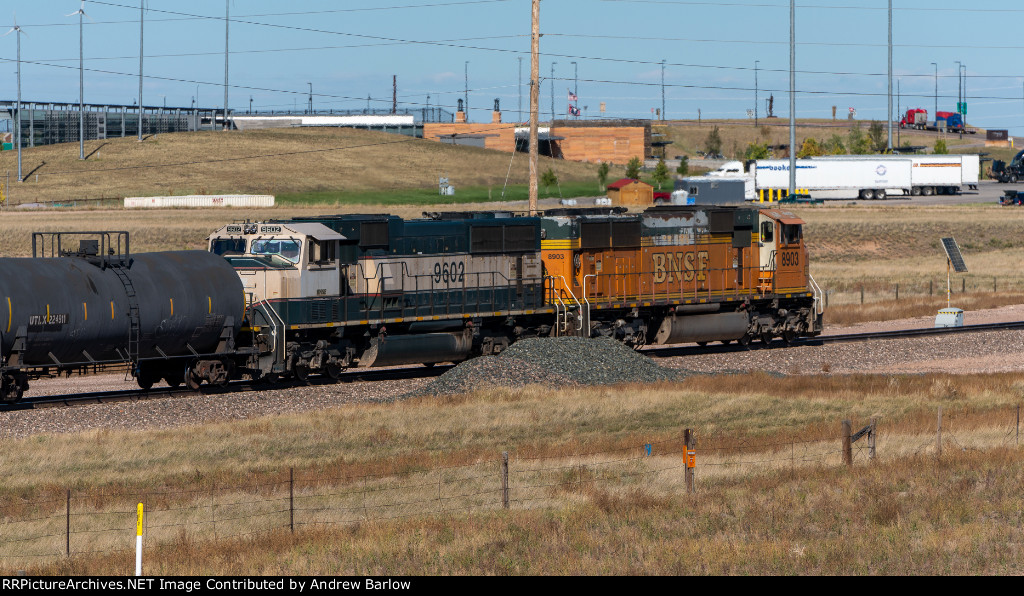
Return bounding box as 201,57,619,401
2,1,1022,135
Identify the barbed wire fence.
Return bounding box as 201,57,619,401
822,275,1024,308
1,403,1021,567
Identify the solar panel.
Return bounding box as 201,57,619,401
941,237,968,273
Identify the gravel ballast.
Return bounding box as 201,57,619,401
405,336,686,398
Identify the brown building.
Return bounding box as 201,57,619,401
422,109,649,165
422,109,516,151
606,178,653,206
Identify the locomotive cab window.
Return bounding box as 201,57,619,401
760,222,774,244
781,223,802,246
251,238,302,264
308,239,337,268
210,238,246,256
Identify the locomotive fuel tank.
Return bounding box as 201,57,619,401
0,251,244,366
652,310,750,345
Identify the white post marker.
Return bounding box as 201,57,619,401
135,503,143,576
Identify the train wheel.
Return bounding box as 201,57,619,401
720,339,733,345
185,367,202,391
737,334,752,349
1,375,23,403
696,341,708,347
136,375,155,391
294,364,310,383
325,363,343,380
163,369,183,388
782,330,797,346
760,331,774,347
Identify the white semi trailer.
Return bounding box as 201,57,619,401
754,158,913,200
815,154,980,195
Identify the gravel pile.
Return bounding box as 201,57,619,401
406,336,686,397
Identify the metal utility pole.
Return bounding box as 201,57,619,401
68,2,90,160
572,61,578,118
788,0,795,196
660,59,666,121
754,60,759,127
961,63,967,125
464,61,469,121
897,79,900,148
529,0,540,215
550,61,556,121
5,19,25,181
931,62,937,118
887,0,892,151
223,0,229,130
138,0,144,141
309,82,314,114
518,56,523,122
955,60,961,114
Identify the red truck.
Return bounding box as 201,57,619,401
899,108,927,129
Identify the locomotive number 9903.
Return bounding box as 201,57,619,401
433,261,466,284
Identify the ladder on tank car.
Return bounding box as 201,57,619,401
110,265,141,363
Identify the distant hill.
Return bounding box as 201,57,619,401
0,127,602,206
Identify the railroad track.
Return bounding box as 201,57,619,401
4,320,1023,411
643,319,1024,359
0,364,453,412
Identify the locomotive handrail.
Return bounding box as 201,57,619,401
581,274,596,334
250,299,285,357
361,258,545,321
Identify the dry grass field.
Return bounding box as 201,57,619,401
0,127,604,205
2,129,1024,575
2,376,1023,574
652,118,1010,163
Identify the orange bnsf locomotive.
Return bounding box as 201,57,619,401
540,205,822,347
0,205,821,401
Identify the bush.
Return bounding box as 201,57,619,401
652,159,670,189
625,157,642,180
675,156,689,177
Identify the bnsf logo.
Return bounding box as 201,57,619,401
652,251,709,284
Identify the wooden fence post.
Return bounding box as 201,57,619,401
895,284,899,301
860,287,864,304
936,407,943,458
66,489,70,557
930,280,933,296
842,420,852,467
501,452,509,509
868,417,876,461
289,468,294,533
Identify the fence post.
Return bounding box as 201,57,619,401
868,417,876,461
289,468,294,533
936,406,943,458
860,287,864,304
1016,404,1019,447
66,489,70,557
895,284,899,301
961,278,965,293
994,277,997,293
842,420,852,467
501,452,509,509
930,280,933,296
684,429,695,494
